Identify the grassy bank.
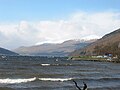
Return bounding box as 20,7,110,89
68,56,120,63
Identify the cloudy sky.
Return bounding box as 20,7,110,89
0,0,120,49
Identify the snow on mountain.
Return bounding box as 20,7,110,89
81,35,101,40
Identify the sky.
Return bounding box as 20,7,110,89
0,0,120,49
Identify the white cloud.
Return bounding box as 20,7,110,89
0,11,120,49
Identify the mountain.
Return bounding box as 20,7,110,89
0,47,19,56
70,28,120,57
13,39,96,56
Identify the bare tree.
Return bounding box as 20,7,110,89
73,80,87,90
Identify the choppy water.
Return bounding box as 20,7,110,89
0,56,120,90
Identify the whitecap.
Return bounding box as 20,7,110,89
0,77,36,84
38,78,73,82
41,64,50,66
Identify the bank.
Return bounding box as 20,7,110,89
68,56,120,63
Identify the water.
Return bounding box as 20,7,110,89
0,56,120,90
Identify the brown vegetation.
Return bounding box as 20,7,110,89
70,28,120,61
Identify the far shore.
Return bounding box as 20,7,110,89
68,57,120,63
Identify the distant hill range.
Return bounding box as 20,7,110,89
13,39,96,56
70,28,120,57
0,47,18,56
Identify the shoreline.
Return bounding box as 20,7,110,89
69,57,120,63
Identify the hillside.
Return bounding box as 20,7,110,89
0,47,19,56
13,39,96,56
70,28,120,57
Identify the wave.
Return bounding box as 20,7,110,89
41,64,51,66
0,77,36,84
74,77,120,82
38,78,73,82
40,64,73,66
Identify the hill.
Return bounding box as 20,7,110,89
13,39,96,56
0,47,19,56
70,28,120,58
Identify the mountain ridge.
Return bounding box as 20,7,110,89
70,28,120,57
0,47,19,56
13,39,96,56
